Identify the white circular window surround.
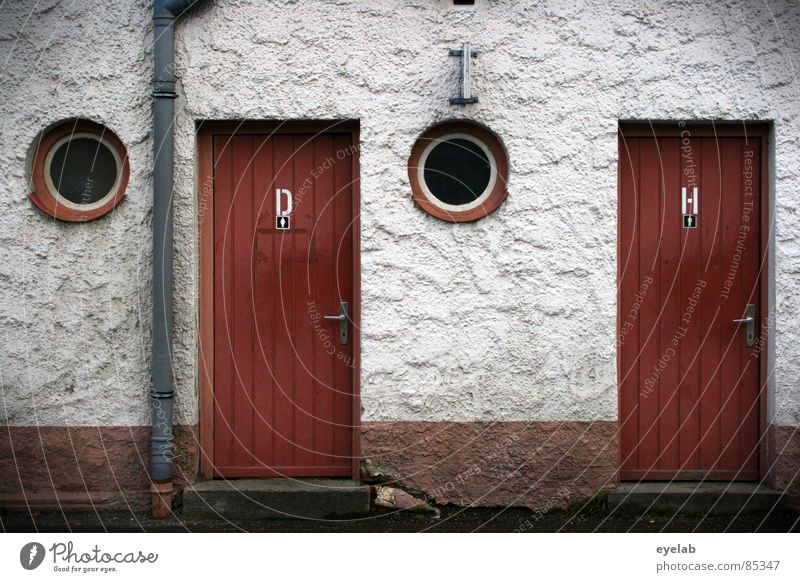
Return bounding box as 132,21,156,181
29,120,129,222
408,121,509,223
416,132,498,213
43,132,123,212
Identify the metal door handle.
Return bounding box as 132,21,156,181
733,304,755,347
324,301,348,345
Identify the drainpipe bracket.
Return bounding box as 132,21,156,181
149,390,175,399
151,90,178,99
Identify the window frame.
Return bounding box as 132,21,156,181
30,120,129,222
408,121,508,222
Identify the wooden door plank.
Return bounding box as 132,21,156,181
272,134,297,468
719,138,744,470
213,137,236,471
677,137,702,471
618,134,641,472
739,139,761,472
698,137,723,471
637,137,662,470
312,135,337,467
253,136,276,467
657,137,682,470
293,135,316,468
332,133,354,466
231,135,256,467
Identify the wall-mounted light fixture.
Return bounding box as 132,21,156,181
449,42,479,105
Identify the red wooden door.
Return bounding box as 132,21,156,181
618,130,762,480
213,131,356,477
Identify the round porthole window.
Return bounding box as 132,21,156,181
408,122,508,222
30,120,129,221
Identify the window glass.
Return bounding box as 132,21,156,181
423,138,491,206
48,137,118,205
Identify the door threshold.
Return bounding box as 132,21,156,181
609,481,787,515
182,478,370,519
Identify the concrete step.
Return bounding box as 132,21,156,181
608,482,788,516
182,478,371,519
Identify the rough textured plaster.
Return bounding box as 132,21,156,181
361,420,618,510
0,424,198,511
1,1,799,427
0,0,155,427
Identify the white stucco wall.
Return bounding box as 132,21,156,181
1,0,799,428
0,0,154,426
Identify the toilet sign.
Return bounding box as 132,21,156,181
682,186,698,228
275,188,292,230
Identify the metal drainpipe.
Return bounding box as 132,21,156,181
150,0,207,519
